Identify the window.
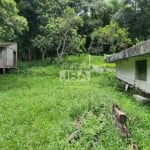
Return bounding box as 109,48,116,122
135,60,147,81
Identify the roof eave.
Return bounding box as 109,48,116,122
106,39,150,63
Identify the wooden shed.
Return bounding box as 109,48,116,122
0,42,17,73
106,39,150,94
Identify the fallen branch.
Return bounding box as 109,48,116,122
130,143,139,150
68,129,80,143
112,104,139,149
112,104,131,138
113,104,127,124
68,117,81,143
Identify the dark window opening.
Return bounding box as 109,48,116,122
13,51,17,66
136,60,147,81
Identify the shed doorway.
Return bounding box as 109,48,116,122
13,51,17,66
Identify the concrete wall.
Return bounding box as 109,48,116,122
0,49,7,68
0,50,2,67
106,39,150,63
116,55,150,93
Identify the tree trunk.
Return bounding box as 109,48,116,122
28,48,32,61
42,51,45,61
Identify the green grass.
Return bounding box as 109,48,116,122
64,54,115,68
0,55,150,150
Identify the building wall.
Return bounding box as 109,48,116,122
7,48,14,67
116,56,150,93
0,50,2,67
0,49,7,68
7,43,17,67
0,43,17,68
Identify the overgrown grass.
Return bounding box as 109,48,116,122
0,55,149,149
64,54,115,68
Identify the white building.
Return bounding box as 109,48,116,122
106,39,150,94
0,42,17,73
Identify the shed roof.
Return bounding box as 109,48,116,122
106,39,150,63
0,42,16,48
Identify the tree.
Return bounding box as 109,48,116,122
108,0,124,14
12,0,150,60
15,0,39,60
16,0,81,61
76,0,112,50
0,0,28,41
90,21,131,54
112,0,150,42
33,7,84,62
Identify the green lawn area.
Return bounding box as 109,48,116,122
0,55,150,150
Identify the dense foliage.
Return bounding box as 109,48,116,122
33,7,84,62
90,21,131,53
0,0,27,41
0,0,150,60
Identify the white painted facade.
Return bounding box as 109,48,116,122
0,43,17,68
116,55,150,93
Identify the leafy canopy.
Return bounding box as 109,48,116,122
0,0,28,41
90,21,131,53
33,7,84,61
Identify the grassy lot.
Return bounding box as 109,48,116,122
0,55,150,150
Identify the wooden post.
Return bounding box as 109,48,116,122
89,54,91,69
3,68,5,74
